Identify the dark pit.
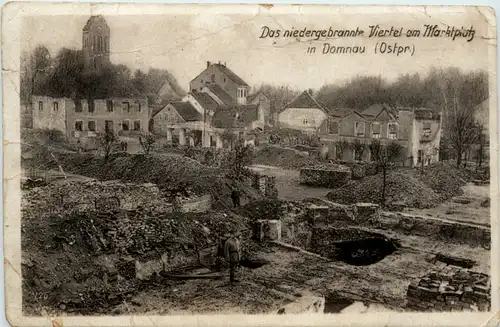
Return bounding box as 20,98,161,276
332,238,398,266
324,295,355,313
239,259,269,269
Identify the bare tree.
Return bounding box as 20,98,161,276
97,131,118,161
335,139,349,161
20,45,51,103
475,124,486,170
352,139,365,161
139,132,156,155
448,106,477,168
221,130,236,150
369,140,403,206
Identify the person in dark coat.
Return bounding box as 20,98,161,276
231,187,241,208
215,234,225,272
224,232,242,284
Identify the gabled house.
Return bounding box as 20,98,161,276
151,61,264,148
151,101,209,147
189,61,250,105
278,91,329,133
319,103,442,167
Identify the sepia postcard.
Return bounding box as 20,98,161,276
2,2,499,327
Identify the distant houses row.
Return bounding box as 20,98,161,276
27,59,443,167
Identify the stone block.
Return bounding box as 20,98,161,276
254,219,281,242
355,203,380,222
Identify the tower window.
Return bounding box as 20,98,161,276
38,101,43,111
211,74,215,83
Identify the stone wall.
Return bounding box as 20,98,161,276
373,212,490,249
299,165,351,188
180,194,212,213
406,267,490,312
254,220,282,242
251,174,278,197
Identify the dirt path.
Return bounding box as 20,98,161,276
249,164,331,201
406,183,490,226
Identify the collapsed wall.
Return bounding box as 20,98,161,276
406,267,491,312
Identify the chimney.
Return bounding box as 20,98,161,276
207,61,210,68
224,62,227,66
218,61,221,65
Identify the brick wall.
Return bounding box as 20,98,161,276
406,267,490,312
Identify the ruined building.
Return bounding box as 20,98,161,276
319,104,443,167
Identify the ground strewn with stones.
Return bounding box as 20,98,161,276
21,134,491,315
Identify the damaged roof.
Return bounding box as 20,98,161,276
212,104,260,129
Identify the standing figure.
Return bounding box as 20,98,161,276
215,234,225,272
224,232,242,285
231,187,241,208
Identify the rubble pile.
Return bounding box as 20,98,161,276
327,171,440,208
326,164,477,209
43,152,262,209
59,153,212,186
299,164,351,187
254,146,319,170
183,147,231,167
22,206,251,315
413,164,468,201
406,268,491,312
22,180,173,220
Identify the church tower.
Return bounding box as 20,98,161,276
82,15,110,72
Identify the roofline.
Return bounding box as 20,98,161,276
280,91,329,114
328,110,352,119
213,64,249,87
341,110,366,120
152,102,170,118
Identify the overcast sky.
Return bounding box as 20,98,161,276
21,8,492,91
